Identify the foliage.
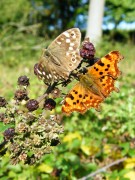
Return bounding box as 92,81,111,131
0,0,135,179
105,0,135,28
0,29,135,178
1,0,135,40
0,0,31,25
30,0,89,36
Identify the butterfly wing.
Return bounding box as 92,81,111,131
36,54,69,83
48,28,81,72
37,28,81,84
86,51,123,98
87,51,123,79
62,51,123,115
93,75,119,98
62,82,103,115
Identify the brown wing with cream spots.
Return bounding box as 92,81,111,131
88,51,124,79
48,28,81,72
37,28,81,84
62,82,103,115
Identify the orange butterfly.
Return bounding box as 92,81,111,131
62,51,124,115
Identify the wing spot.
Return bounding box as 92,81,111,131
100,79,103,82
73,90,78,94
49,74,52,78
73,102,76,105
37,69,43,75
101,76,105,79
71,32,75,36
66,52,70,56
94,67,99,71
69,63,73,67
70,43,74,46
54,75,58,79
69,47,73,51
105,68,108,71
79,94,82,98
107,64,110,68
77,100,79,103
63,32,70,37
99,72,103,75
69,94,74,100
71,58,76,62
42,72,46,76
66,39,70,43
70,32,76,39
56,41,62,45
90,96,92,99
97,61,104,66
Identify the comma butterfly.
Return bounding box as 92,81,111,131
62,51,124,115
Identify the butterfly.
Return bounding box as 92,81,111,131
62,51,124,115
35,28,81,84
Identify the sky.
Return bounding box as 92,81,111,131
103,21,135,30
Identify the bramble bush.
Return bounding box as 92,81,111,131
0,29,135,179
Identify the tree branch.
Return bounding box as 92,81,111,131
78,157,127,180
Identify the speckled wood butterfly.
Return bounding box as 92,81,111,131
35,28,81,84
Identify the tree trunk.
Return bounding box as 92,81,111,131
86,0,105,45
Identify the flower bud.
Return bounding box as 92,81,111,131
3,128,15,141
26,99,39,111
14,89,29,101
80,37,95,60
18,76,30,86
0,97,7,107
44,98,56,111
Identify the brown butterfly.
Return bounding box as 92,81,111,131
62,51,124,115
35,28,81,84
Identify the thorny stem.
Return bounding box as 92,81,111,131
0,140,7,150
45,82,58,94
37,82,58,103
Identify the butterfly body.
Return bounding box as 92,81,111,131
43,49,61,66
80,73,105,99
62,51,124,115
36,28,81,84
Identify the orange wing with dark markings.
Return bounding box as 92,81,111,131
62,51,124,115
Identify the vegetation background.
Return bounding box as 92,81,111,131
0,0,135,179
